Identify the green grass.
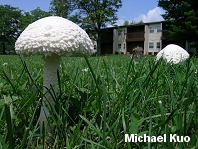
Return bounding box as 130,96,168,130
0,54,198,148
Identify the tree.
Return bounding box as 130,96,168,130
130,20,136,25
0,5,51,54
137,20,144,24
0,5,22,54
50,0,74,18
20,7,51,31
73,0,122,54
29,7,51,22
158,0,198,44
123,20,144,26
123,20,129,26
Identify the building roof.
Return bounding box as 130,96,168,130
104,20,169,29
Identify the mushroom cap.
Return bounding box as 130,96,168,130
15,16,93,57
156,44,189,64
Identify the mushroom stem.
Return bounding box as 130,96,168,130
40,53,61,132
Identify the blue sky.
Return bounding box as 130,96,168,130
1,0,165,24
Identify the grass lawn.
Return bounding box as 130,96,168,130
0,54,198,148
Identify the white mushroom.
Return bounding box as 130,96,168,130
156,44,189,64
15,16,93,131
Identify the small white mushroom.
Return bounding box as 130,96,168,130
15,16,93,131
156,44,189,64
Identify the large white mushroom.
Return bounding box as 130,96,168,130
15,16,93,131
156,44,189,64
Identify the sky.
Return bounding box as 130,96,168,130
1,0,165,25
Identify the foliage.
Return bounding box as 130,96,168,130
123,20,129,26
72,0,122,54
158,0,198,43
0,5,22,54
0,55,198,148
20,7,51,31
0,5,51,54
136,20,144,24
50,0,74,18
123,20,144,26
49,0,123,53
49,0,81,23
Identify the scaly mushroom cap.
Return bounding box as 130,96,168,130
156,44,189,64
15,16,93,57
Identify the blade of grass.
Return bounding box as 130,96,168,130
21,99,41,149
4,100,14,149
81,137,106,149
148,111,152,149
84,55,99,91
20,127,29,149
0,135,8,149
79,115,103,138
101,76,107,146
121,57,133,108
42,121,45,149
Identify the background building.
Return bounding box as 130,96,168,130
92,21,197,55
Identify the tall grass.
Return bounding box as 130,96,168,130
0,54,197,148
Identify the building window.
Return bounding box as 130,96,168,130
118,30,122,36
189,41,197,48
149,27,154,33
156,42,160,48
94,45,97,50
124,44,125,49
124,30,126,35
118,44,122,49
157,26,161,33
149,42,154,48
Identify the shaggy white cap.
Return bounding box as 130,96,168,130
15,16,93,57
156,44,189,64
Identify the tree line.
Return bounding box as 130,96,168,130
123,20,144,26
0,5,51,54
0,0,122,54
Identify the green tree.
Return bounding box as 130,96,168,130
50,0,74,18
0,5,22,54
29,7,51,22
130,20,136,25
158,0,198,43
137,20,144,24
73,0,122,54
129,20,144,25
123,20,144,26
20,7,51,31
20,12,32,31
123,20,129,26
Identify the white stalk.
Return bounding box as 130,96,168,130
40,54,60,131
